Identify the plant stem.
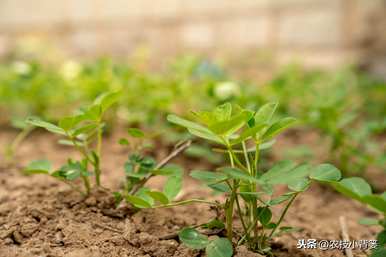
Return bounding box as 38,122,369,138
235,194,249,238
6,126,34,162
226,150,237,241
82,175,91,195
130,140,191,195
252,141,260,239
152,199,220,208
228,147,248,171
268,193,298,239
242,141,251,173
95,123,103,186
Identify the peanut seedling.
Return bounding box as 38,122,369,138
167,102,342,256
24,91,120,195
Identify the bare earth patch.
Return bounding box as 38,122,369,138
0,130,380,257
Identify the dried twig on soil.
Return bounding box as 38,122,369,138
339,216,354,257
130,140,191,195
93,222,122,234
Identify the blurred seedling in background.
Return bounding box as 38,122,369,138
3,118,34,165
24,91,120,195
166,102,342,256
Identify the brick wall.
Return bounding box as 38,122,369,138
0,0,385,71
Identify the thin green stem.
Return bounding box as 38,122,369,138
268,193,299,239
6,126,34,161
238,217,259,246
152,199,220,208
94,122,103,186
228,147,248,171
226,150,237,241
249,141,260,241
241,141,251,174
254,141,260,175
235,194,249,239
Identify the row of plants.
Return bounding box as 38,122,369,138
1,57,384,177
23,94,385,257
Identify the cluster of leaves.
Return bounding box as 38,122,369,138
167,102,343,255
1,57,384,179
262,65,385,176
21,98,383,257
24,92,120,195
329,177,386,257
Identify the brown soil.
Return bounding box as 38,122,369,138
0,129,381,257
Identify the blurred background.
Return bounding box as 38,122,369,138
0,0,385,181
0,0,385,77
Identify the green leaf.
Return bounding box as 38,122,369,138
127,128,144,138
268,193,294,206
261,183,274,195
71,123,98,137
201,219,225,230
167,114,222,143
288,177,310,192
167,114,209,132
94,91,120,113
274,226,302,236
188,128,223,144
210,111,253,137
208,182,231,193
254,102,278,124
331,177,372,201
24,159,51,174
206,237,233,257
26,117,66,135
263,117,296,139
59,116,82,131
126,195,152,208
259,140,276,150
257,207,272,225
119,138,129,145
229,123,267,145
212,103,232,122
190,170,227,184
220,167,260,183
377,230,386,245
163,166,183,201
358,218,380,226
371,247,386,257
58,139,83,146
310,164,341,182
146,191,169,204
361,195,386,213
113,192,123,206
238,189,264,202
260,161,311,185
179,228,209,250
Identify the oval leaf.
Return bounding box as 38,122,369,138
24,159,51,174
190,170,227,184
206,237,233,257
126,195,152,208
179,228,209,250
310,164,341,182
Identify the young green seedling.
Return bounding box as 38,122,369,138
330,177,386,257
166,102,342,256
24,91,120,195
